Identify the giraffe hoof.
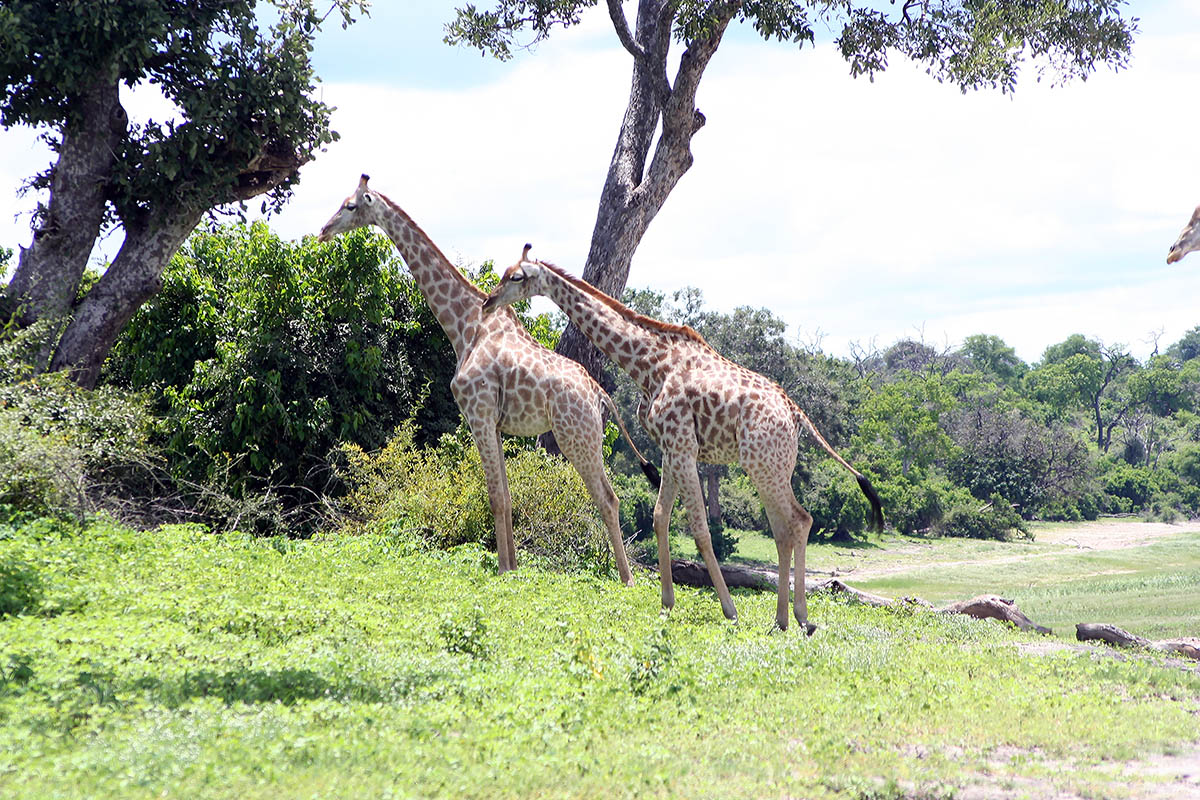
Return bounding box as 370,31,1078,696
804,621,818,637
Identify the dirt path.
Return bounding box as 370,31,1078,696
829,519,1198,582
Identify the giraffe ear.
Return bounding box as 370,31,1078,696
362,192,375,205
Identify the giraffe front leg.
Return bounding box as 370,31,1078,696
652,471,678,611
672,457,737,622
470,420,514,573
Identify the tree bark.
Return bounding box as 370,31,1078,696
703,465,722,526
49,210,202,388
665,565,1055,634
6,79,125,339
1075,623,1200,661
554,0,737,386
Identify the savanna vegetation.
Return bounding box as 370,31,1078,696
4,221,1200,798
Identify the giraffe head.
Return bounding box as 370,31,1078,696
482,243,547,313
318,174,383,242
1167,205,1200,264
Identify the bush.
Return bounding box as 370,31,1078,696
104,223,461,508
799,462,877,541
0,321,158,522
338,425,615,574
933,493,1029,541
718,470,767,533
1099,461,1157,510
613,470,656,542
0,553,43,617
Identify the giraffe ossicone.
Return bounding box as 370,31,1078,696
484,249,884,632
318,177,658,584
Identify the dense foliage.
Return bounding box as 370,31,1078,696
0,0,364,385
6,219,1200,546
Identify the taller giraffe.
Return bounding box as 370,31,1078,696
484,250,883,632
318,177,658,583
1167,205,1200,264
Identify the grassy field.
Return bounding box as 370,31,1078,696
2,516,1199,799
674,520,1200,641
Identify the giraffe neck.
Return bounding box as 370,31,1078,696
374,196,484,357
538,267,673,394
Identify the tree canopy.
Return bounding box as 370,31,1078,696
0,0,365,386
445,0,1138,398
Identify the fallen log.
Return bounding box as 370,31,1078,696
668,559,777,591
1075,623,1200,661
812,579,1050,634
667,564,1053,634
939,595,1052,636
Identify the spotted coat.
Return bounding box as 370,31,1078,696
485,255,884,631
318,176,652,585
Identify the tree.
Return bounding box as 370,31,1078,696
0,0,364,387
946,393,1090,516
1028,335,1136,451
447,0,1136,386
958,333,1027,385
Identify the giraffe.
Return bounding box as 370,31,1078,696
483,248,883,632
1167,205,1200,264
318,177,659,584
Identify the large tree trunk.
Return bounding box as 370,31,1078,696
703,464,722,526
5,79,125,344
50,211,202,388
553,0,737,387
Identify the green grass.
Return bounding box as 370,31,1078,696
2,516,1199,799
671,521,1200,641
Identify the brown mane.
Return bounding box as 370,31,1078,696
535,260,713,349
377,192,484,299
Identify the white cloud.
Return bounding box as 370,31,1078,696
4,4,1199,366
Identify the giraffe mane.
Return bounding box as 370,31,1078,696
374,191,485,298
535,261,712,349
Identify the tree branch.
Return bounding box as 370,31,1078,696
606,0,646,60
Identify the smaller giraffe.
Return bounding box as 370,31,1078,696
318,177,658,583
1167,205,1200,264
484,248,883,632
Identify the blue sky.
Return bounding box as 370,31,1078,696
3,0,1200,363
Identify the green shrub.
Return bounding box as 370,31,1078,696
0,322,158,522
0,553,43,617
719,470,767,533
613,470,656,541
799,462,877,541
1099,461,1157,510
933,493,1029,541
104,223,461,508
338,425,612,574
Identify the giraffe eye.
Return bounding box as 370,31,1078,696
345,201,357,211
510,272,525,283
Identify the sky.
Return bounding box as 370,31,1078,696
2,1,1200,365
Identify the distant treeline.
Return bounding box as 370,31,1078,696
4,224,1197,546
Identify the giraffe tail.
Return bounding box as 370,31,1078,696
791,403,884,532
600,390,661,490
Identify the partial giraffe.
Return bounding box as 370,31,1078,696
318,178,658,583
1167,206,1200,264
484,247,883,632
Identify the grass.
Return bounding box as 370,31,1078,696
671,520,1200,641
1,516,1199,799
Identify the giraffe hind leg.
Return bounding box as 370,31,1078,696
556,430,634,586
